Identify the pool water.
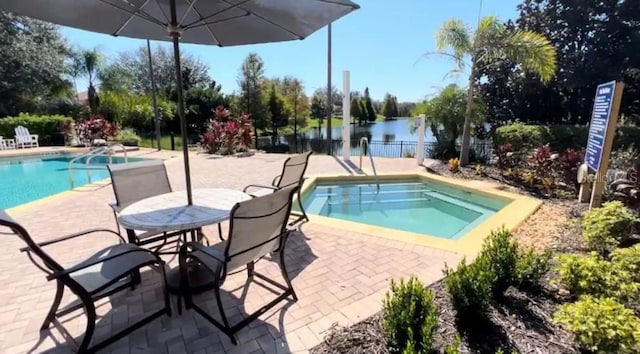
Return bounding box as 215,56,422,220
0,153,149,209
300,179,510,239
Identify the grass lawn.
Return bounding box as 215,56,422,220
139,135,183,150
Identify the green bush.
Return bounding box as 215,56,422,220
553,296,640,353
611,245,640,282
553,252,639,302
493,123,551,151
0,113,73,145
98,91,175,131
582,201,637,255
443,256,493,317
382,276,438,353
480,228,519,295
516,248,552,290
494,123,640,152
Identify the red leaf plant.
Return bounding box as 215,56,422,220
201,105,253,155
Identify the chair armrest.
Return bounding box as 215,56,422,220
19,228,124,252
109,203,122,213
272,174,282,186
31,134,38,141
181,242,226,263
242,184,279,194
46,248,156,281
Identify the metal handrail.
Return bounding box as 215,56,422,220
68,144,128,188
359,137,380,191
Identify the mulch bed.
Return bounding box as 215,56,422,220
310,278,579,354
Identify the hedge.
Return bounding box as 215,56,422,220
0,114,73,146
494,123,640,152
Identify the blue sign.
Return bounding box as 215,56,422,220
585,81,616,172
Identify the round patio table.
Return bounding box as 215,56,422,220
118,188,251,233
117,188,252,308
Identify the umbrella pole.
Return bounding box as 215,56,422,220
169,0,193,205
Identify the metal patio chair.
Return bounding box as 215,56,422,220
107,160,188,253
178,185,300,345
242,151,312,226
0,210,171,353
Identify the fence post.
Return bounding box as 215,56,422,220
170,132,175,151
400,141,403,157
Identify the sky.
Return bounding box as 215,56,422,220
61,0,523,103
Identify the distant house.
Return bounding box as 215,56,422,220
75,91,90,106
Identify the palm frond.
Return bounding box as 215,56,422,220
434,19,472,70
502,31,557,83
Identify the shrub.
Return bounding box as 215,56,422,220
553,296,640,354
67,115,119,144
553,252,638,302
516,248,552,290
382,276,437,353
114,128,141,145
448,157,460,172
443,256,493,317
582,201,637,255
493,123,551,151
496,143,514,169
201,106,253,155
0,113,73,145
480,228,519,295
611,245,640,282
531,144,553,175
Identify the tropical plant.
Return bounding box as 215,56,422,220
72,48,104,114
200,106,253,155
433,16,557,166
582,201,638,255
71,114,118,143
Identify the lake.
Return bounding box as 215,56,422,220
295,118,436,143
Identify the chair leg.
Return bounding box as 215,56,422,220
297,189,309,222
213,278,236,344
158,261,172,317
278,244,297,301
78,299,97,353
246,261,255,278
217,223,224,241
40,281,64,330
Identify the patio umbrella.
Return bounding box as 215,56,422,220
0,0,360,205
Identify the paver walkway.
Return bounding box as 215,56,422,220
1,150,464,353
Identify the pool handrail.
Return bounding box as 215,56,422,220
359,137,380,191
68,144,128,188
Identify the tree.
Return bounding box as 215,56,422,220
480,0,640,125
98,64,133,92
350,96,362,124
0,12,69,116
381,93,398,119
412,84,485,157
237,53,267,143
434,16,557,166
363,87,376,122
397,102,416,117
266,83,287,145
117,45,210,97
279,76,308,151
310,88,326,129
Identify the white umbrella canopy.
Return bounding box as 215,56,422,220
0,0,360,205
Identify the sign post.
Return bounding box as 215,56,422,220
584,81,624,208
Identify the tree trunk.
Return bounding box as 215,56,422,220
459,73,475,166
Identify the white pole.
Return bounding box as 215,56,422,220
416,114,425,165
343,71,351,161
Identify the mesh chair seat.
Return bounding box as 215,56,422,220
70,243,157,294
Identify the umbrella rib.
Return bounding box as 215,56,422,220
98,0,166,35
181,0,223,45
184,14,249,30
181,0,252,28
219,0,304,39
179,0,199,25
154,0,171,23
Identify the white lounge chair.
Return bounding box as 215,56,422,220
14,125,39,148
0,136,15,150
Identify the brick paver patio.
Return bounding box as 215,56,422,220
1,150,464,353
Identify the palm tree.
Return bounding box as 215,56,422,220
77,49,103,114
434,16,557,166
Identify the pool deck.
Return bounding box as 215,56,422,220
0,148,538,353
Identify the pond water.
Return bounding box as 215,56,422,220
299,118,436,143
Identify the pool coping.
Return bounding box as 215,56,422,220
299,172,543,258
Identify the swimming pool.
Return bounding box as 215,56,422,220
300,178,511,239
0,153,150,209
